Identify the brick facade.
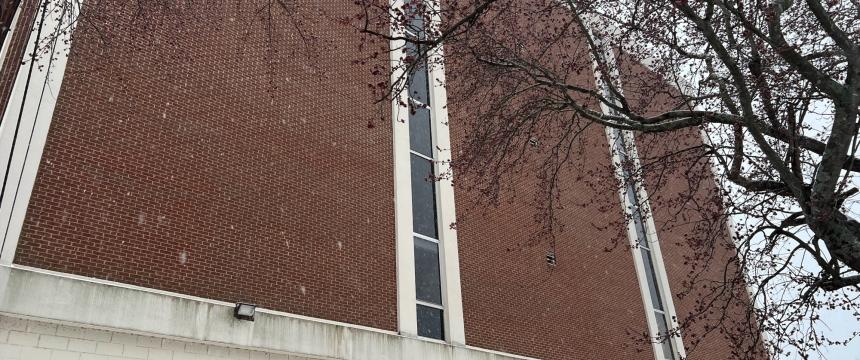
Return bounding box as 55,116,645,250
451,125,654,359
1,1,757,359
12,1,397,332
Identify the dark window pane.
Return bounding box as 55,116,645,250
408,63,430,105
662,345,675,360
1,1,21,46
654,310,676,359
632,213,649,250
417,305,444,340
402,34,430,105
403,40,419,63
625,183,637,206
640,246,664,310
601,81,612,97
405,7,425,39
411,154,438,238
403,40,417,58
414,237,442,304
627,186,649,251
615,134,630,159
409,105,433,157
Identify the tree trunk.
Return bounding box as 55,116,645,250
810,211,860,274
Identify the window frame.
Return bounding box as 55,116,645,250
388,0,465,345
589,29,687,360
0,0,22,76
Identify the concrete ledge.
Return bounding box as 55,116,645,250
0,266,537,360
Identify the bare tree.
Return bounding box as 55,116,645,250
358,0,860,358
5,0,858,358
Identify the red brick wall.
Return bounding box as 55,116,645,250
442,4,655,358
442,3,759,360
448,69,756,360
450,129,655,360
13,1,398,331
0,0,35,111
8,0,757,358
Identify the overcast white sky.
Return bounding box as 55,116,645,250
730,106,860,359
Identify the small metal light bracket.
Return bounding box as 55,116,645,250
546,250,557,267
234,303,257,321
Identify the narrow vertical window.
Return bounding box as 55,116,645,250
601,81,679,359
614,132,677,360
0,0,20,45
404,2,445,340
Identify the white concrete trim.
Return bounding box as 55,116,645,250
603,128,674,360
0,265,538,360
6,263,399,337
389,0,419,338
0,0,78,265
0,1,24,72
635,157,688,360
587,28,687,360
605,110,687,359
425,0,465,345
389,0,466,344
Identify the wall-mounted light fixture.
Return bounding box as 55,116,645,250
234,303,256,321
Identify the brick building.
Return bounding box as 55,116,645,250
0,1,757,360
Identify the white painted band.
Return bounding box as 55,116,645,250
0,0,78,265
0,1,24,72
0,265,537,360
